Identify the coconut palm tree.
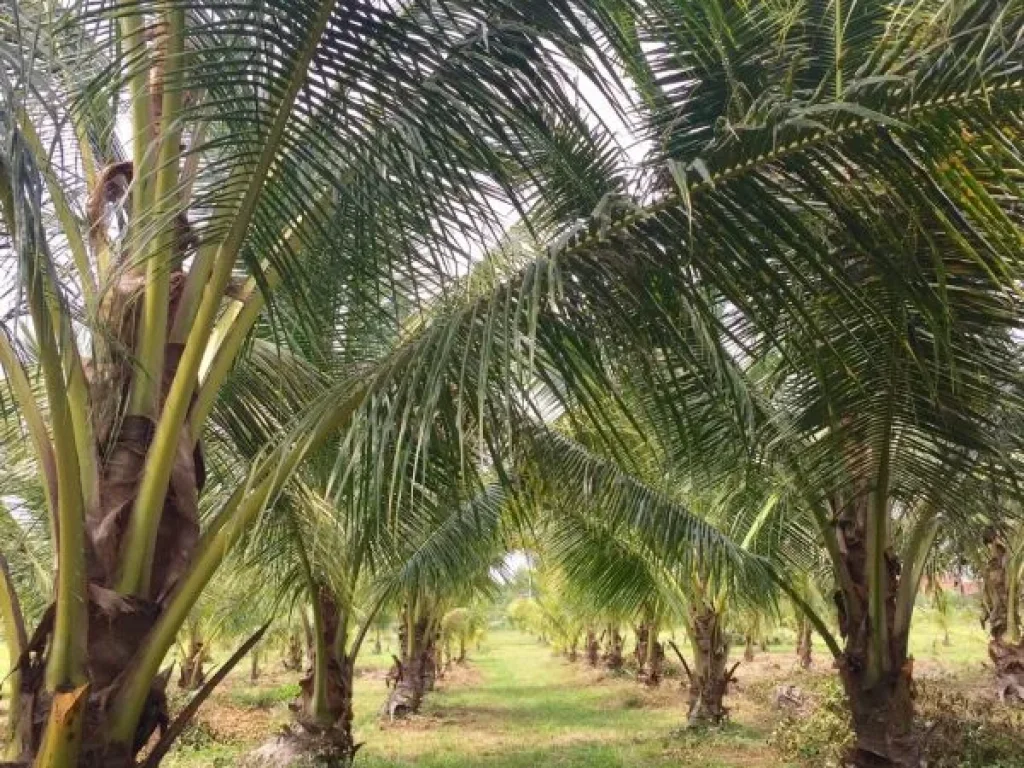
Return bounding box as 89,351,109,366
380,484,518,720
441,605,487,664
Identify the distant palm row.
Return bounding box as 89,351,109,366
0,0,1022,766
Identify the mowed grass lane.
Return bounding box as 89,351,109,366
354,630,778,768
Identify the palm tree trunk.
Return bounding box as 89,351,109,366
15,266,206,766
839,662,917,768
178,627,207,691
634,623,649,674
10,149,208,764
294,589,356,762
586,630,600,667
604,628,624,670
796,619,812,669
834,496,920,767
250,644,261,684
685,605,733,725
385,607,433,718
645,633,664,688
744,634,755,662
426,632,440,690
981,529,1024,703
458,636,466,663
283,631,303,672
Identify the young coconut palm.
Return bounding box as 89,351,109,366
380,484,515,720
441,605,488,665
175,410,518,763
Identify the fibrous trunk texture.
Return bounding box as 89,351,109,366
981,530,1024,703
839,662,917,768
834,495,919,767
796,619,812,669
291,592,356,765
426,641,440,689
634,623,663,687
685,607,733,725
634,623,650,672
16,158,203,767
643,639,664,687
283,632,303,672
383,610,435,719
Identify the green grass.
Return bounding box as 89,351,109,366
350,631,779,768
225,682,301,710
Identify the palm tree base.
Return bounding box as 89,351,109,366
839,661,919,768
989,640,1024,703
243,726,359,768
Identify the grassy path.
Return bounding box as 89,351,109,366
353,630,778,768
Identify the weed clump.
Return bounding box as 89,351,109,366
917,683,1024,768
770,677,1024,768
768,678,851,767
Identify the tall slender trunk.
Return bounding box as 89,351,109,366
373,627,382,656
457,635,466,663
744,634,755,662
981,529,1024,703
684,605,733,725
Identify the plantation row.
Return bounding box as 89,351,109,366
1,0,1023,766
